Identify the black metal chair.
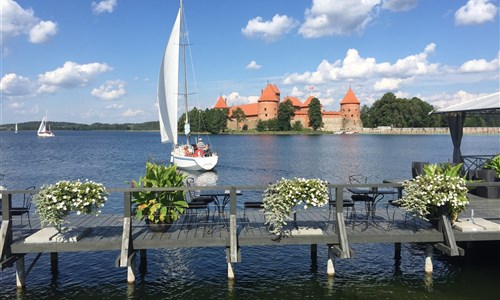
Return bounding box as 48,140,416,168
1,186,36,229
327,184,355,229
348,175,374,207
184,178,212,226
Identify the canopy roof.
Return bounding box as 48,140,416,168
432,92,500,114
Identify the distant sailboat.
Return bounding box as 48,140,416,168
157,0,217,171
15,123,18,133
37,111,55,137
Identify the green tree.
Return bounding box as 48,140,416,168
267,118,278,131
204,108,228,133
307,97,323,131
256,120,267,132
277,99,295,131
292,121,303,131
230,107,246,131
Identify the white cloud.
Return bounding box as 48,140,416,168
283,43,438,86
299,0,381,38
459,52,499,72
92,0,118,14
91,80,126,100
246,60,262,70
455,0,498,25
0,0,58,44
122,108,144,117
242,14,299,42
225,92,259,106
289,86,305,97
106,103,124,109
0,73,36,97
382,0,418,12
28,20,58,43
373,77,406,91
38,61,112,93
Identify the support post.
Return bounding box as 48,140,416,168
139,249,147,275
327,245,335,276
335,188,350,259
311,244,317,260
227,262,235,280
15,255,25,288
394,243,401,260
50,252,58,275
425,243,433,273
120,192,133,267
127,252,136,284
229,187,239,263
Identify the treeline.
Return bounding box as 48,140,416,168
0,121,161,131
360,93,500,128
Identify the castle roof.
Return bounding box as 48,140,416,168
258,84,280,102
302,96,316,107
214,95,228,109
229,103,259,117
340,87,360,105
283,96,302,107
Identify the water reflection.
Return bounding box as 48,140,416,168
181,170,218,186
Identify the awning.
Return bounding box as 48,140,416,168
432,92,500,114
431,91,499,164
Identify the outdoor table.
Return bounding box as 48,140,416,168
200,190,242,231
348,187,398,220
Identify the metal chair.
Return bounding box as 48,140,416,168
184,178,212,226
327,185,355,229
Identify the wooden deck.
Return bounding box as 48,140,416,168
2,183,500,287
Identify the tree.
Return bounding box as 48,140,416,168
256,120,267,132
307,97,323,131
292,121,303,131
277,99,295,131
230,108,246,131
204,108,228,133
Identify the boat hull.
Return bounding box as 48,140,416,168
172,154,218,171
37,132,55,137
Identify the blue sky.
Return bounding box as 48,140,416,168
1,0,499,124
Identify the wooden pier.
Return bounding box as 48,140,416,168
2,182,500,288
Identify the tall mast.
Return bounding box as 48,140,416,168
180,0,190,144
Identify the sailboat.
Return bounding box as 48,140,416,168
14,123,18,133
37,111,55,137
157,0,218,171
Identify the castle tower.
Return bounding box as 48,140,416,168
340,87,363,131
214,95,228,109
257,84,280,120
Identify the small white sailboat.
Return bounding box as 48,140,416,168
37,111,55,137
157,0,217,171
15,123,18,133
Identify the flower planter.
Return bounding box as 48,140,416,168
145,219,173,232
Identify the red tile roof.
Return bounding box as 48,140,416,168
283,96,302,107
258,84,280,102
214,95,228,109
229,103,259,117
302,96,315,107
340,87,360,105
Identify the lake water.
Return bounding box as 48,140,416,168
0,131,499,299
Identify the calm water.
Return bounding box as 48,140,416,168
0,131,499,299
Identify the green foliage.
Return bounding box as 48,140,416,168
483,154,500,177
263,178,329,236
130,162,188,224
360,92,442,128
291,121,303,131
33,180,108,231
277,99,295,131
307,98,323,131
256,120,266,132
399,163,469,222
266,118,279,131
203,108,228,133
230,107,246,131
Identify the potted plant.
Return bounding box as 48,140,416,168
262,177,329,236
33,179,108,232
398,163,469,227
483,153,500,178
130,161,188,232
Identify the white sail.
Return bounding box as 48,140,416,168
15,123,18,133
37,116,47,134
158,9,181,145
157,1,218,171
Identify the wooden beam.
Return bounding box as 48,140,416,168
0,220,11,263
439,215,463,256
335,212,351,258
120,216,131,267
229,188,239,263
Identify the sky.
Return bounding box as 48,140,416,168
1,0,499,125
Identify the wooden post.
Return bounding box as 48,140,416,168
228,262,235,280
139,249,147,275
127,251,136,284
394,243,401,260
425,244,433,273
15,255,25,288
50,252,58,275
311,244,317,260
327,245,335,276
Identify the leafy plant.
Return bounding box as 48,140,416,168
399,163,468,224
33,180,108,231
263,178,329,236
130,162,188,224
483,154,500,177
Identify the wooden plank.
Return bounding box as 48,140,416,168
120,217,131,267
